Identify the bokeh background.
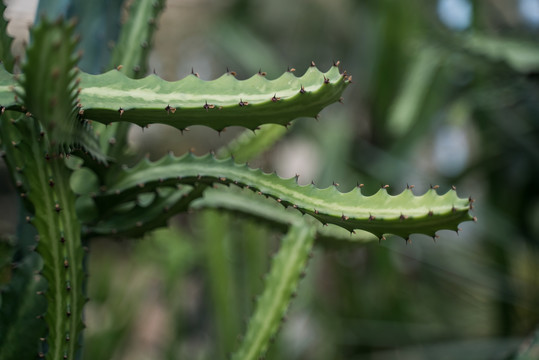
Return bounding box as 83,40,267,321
2,0,539,359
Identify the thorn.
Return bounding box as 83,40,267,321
451,206,456,213
341,214,349,221
203,101,214,111
271,94,280,102
310,61,316,67
339,97,344,104
357,182,364,188
165,105,176,114
400,214,408,221
382,184,389,189
238,99,248,107
191,68,199,77
258,69,267,76
323,76,330,84
118,107,124,116
368,215,375,222
405,238,411,245
451,185,456,191
116,65,123,71
332,181,339,187
428,210,434,217
314,209,319,215
430,184,439,190
287,66,296,72
226,67,237,76
300,85,306,94
54,204,61,213
406,184,415,189
473,216,478,222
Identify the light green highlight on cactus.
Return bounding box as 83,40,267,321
77,65,348,131
96,153,473,239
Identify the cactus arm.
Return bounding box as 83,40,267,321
84,185,206,238
98,0,165,158
1,65,349,133
191,184,379,244
11,19,85,359
109,0,165,78
12,116,83,359
0,1,15,73
231,223,315,360
216,124,289,163
77,64,348,131
96,153,473,239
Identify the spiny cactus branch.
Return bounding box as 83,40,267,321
95,153,473,239
231,223,316,360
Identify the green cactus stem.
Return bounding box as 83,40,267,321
0,63,350,133
95,153,473,240
231,223,316,360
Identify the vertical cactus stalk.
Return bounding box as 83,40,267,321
12,18,85,359
232,223,316,360
98,0,165,159
27,123,83,359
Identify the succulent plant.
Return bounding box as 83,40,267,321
0,1,474,359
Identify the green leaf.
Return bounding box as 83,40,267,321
387,46,442,138
231,223,315,360
461,33,539,73
96,153,474,239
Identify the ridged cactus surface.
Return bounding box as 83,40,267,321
95,153,473,240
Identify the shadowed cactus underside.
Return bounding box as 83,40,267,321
0,2,476,360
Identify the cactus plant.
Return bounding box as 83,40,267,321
0,1,474,359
